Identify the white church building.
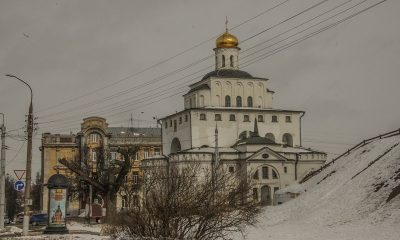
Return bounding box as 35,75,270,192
143,26,326,205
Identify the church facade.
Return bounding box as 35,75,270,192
143,26,326,205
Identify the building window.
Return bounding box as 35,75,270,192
92,150,97,162
200,113,206,120
284,166,287,173
144,149,149,159
164,122,167,129
282,133,293,147
230,55,234,67
122,196,127,208
272,115,278,122
222,55,225,67
225,95,231,107
262,166,269,179
215,114,222,121
169,120,172,127
89,133,100,143
179,117,182,124
247,96,253,107
133,173,139,185
155,148,161,156
265,133,275,143
253,188,258,201
253,170,259,179
262,153,269,159
236,96,242,107
174,120,177,132
185,115,188,122
272,170,278,179
229,166,235,173
135,152,139,160
243,115,250,122
258,115,264,122
229,114,236,121
286,116,292,122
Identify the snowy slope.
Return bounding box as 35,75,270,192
236,135,400,240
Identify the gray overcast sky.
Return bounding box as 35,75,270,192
1,0,399,177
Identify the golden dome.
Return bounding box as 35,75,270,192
216,30,238,48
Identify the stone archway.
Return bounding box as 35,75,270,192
260,185,271,205
170,138,181,154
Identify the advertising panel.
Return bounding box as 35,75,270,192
48,188,66,227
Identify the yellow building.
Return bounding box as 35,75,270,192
40,116,161,215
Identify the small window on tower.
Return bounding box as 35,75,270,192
215,114,222,121
200,113,206,120
262,166,269,179
229,114,236,121
253,170,259,179
286,116,292,123
229,166,235,173
230,55,234,67
243,115,250,122
225,95,231,107
258,115,264,122
284,166,287,173
272,115,278,122
174,120,177,132
179,117,182,124
170,120,172,127
222,55,225,67
272,170,278,179
236,96,242,107
247,96,253,107
164,122,167,129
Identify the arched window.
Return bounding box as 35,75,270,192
265,133,275,143
282,133,293,147
199,95,204,107
247,96,253,107
171,138,181,153
225,95,231,107
230,55,234,67
236,96,242,107
222,55,225,67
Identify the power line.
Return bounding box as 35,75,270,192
6,140,26,167
36,0,338,123
35,0,387,131
36,0,292,114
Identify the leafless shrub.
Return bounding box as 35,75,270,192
107,163,260,240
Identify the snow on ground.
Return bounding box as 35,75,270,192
0,222,109,239
67,221,102,233
235,135,400,240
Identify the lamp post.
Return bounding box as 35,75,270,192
0,113,5,229
5,74,33,236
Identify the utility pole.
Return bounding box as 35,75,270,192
5,74,33,236
0,113,5,229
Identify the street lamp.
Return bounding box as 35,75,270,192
5,74,33,236
0,113,5,229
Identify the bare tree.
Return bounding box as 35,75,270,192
106,162,260,240
59,145,138,222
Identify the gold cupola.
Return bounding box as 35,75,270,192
216,19,238,48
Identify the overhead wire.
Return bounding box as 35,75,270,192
35,0,387,133
35,0,340,125
36,0,292,114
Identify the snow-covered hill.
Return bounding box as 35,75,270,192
237,134,400,240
